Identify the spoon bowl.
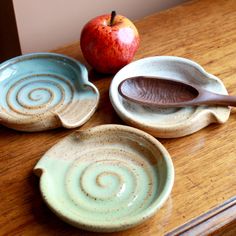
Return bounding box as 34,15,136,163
118,76,236,107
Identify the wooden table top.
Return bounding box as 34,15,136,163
1,0,236,235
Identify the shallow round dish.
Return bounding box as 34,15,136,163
109,56,230,138
34,124,174,232
0,53,99,131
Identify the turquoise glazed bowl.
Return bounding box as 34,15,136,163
0,53,99,131
34,124,175,232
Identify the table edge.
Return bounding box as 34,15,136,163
166,195,236,235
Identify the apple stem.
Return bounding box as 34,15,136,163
110,11,116,26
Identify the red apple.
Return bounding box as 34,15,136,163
80,11,140,74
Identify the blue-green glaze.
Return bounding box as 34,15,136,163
34,124,175,232
0,53,99,131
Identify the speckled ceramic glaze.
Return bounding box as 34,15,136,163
0,53,99,131
34,124,174,232
110,56,230,138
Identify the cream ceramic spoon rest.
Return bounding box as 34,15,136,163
0,53,99,131
109,56,230,138
118,76,236,107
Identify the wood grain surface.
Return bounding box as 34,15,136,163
1,0,236,235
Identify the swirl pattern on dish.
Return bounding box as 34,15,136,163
4,74,74,117
65,148,158,220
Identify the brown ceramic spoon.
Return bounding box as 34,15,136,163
118,76,236,107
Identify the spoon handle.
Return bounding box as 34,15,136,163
197,90,236,107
